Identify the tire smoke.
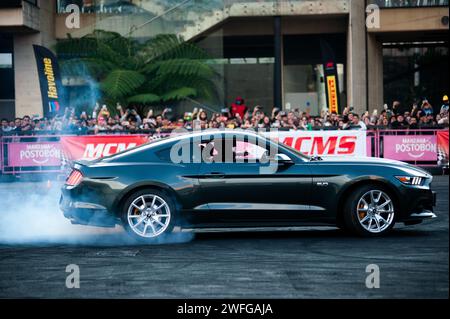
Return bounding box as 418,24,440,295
0,181,194,245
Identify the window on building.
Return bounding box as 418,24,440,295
0,54,13,69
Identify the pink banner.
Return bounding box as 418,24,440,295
383,135,437,161
366,136,372,157
7,142,62,167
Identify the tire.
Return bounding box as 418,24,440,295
121,188,177,242
343,184,396,237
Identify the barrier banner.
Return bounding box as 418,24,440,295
383,135,437,161
264,130,366,157
60,135,150,161
7,141,62,167
437,131,449,166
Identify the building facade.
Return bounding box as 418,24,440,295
0,0,448,119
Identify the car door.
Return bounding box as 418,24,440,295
193,133,314,225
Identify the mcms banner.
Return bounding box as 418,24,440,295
33,45,66,116
264,130,367,157
60,135,150,161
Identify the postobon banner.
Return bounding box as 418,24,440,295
33,45,65,116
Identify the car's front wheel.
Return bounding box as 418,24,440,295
343,185,396,237
121,189,176,241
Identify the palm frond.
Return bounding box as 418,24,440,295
127,93,161,104
101,70,146,100
161,87,197,101
60,58,115,77
142,59,215,79
140,34,209,62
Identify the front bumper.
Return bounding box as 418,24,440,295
60,189,118,227
401,191,437,225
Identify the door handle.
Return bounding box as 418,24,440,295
203,172,225,179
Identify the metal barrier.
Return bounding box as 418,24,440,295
1,129,448,175
0,135,64,174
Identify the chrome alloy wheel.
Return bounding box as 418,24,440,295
356,190,395,233
127,194,171,238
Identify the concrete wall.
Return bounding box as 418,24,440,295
369,7,449,33
13,0,56,118
346,0,367,114
367,33,383,114
0,1,39,31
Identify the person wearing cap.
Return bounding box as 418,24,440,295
440,95,449,114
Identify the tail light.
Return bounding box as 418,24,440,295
66,169,83,187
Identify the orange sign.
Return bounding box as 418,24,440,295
326,75,339,113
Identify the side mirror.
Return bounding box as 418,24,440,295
272,153,294,166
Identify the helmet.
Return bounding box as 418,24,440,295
443,95,449,102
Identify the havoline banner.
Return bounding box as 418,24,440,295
320,40,340,114
33,45,65,116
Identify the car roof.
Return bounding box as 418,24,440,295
151,129,266,145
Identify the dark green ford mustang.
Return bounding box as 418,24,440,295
60,130,436,240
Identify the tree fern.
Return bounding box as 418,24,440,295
101,70,146,100
57,30,219,107
161,87,197,102
127,93,161,104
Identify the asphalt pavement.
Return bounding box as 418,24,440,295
0,176,448,298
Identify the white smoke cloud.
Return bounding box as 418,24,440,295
0,180,193,245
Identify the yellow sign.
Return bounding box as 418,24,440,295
326,75,339,113
43,57,58,99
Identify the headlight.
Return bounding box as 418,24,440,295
395,176,424,186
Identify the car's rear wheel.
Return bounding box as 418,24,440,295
343,185,396,237
121,189,176,241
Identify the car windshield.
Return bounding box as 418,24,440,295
270,137,311,161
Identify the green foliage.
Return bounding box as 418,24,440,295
161,87,197,101
56,31,218,107
101,70,146,100
127,93,161,104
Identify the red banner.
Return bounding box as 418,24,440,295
437,131,449,166
60,135,150,161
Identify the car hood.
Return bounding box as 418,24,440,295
319,156,431,176
321,156,402,165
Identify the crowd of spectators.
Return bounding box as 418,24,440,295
1,95,449,135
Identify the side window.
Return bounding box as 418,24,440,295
196,139,224,163
155,147,172,162
197,137,269,163
155,140,195,163
234,140,268,162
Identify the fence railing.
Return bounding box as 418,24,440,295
368,0,449,8
0,128,448,175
